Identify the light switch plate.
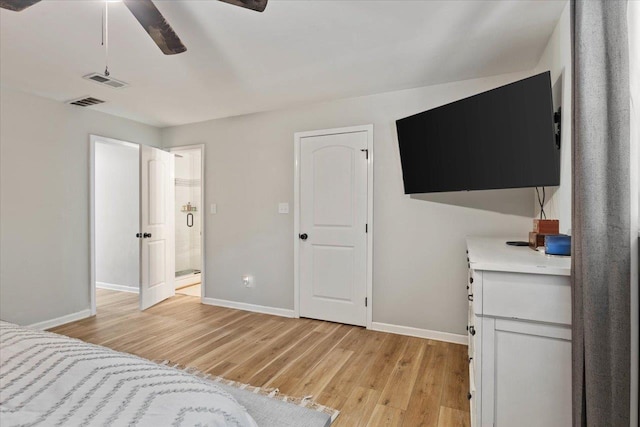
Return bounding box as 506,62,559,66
278,203,289,214
210,204,217,214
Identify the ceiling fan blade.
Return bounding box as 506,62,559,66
218,0,268,13
0,0,41,12
123,0,187,55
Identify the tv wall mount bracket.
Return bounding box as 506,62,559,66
554,107,562,150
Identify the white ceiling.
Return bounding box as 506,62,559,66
0,0,566,127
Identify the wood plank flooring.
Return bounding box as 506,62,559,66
51,289,470,426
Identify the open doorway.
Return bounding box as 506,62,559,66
90,136,203,314
171,145,205,300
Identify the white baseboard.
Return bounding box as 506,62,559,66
27,309,92,331
97,282,139,294
371,321,468,345
201,297,295,318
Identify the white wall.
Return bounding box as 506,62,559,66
534,2,572,233
162,70,547,335
95,141,140,292
0,87,161,326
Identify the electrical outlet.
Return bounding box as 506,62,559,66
242,275,251,288
278,203,289,214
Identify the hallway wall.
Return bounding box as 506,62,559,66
95,141,140,293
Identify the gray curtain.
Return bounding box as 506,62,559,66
571,1,631,426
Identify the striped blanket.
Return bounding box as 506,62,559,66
0,321,258,427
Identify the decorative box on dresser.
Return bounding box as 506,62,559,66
466,237,572,427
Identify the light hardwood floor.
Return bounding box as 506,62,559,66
51,289,470,427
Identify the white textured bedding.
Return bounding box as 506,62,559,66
0,321,258,427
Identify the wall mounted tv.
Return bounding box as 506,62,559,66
396,71,559,194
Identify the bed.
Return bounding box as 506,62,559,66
0,321,332,427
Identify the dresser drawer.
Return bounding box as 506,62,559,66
482,271,571,325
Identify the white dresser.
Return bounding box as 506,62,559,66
466,237,572,427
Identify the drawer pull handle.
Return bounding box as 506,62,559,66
469,357,473,364
467,392,472,400
469,326,476,336
469,277,474,284
468,294,474,302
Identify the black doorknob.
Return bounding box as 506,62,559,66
136,233,142,238
143,233,152,238
299,233,308,241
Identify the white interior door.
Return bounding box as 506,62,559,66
140,145,175,310
299,129,369,326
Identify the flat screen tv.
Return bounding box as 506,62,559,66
396,71,559,194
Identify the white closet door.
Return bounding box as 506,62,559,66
299,130,368,326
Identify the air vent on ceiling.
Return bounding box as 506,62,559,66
66,96,106,107
83,72,129,89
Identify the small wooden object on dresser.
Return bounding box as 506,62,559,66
529,219,560,248
466,237,571,427
528,231,547,248
533,219,559,234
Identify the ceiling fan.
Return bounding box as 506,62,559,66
0,0,268,55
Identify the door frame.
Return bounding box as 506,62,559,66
169,144,206,302
89,134,141,315
293,124,374,329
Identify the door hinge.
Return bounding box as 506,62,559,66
365,224,368,233
365,297,368,307
360,148,369,160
